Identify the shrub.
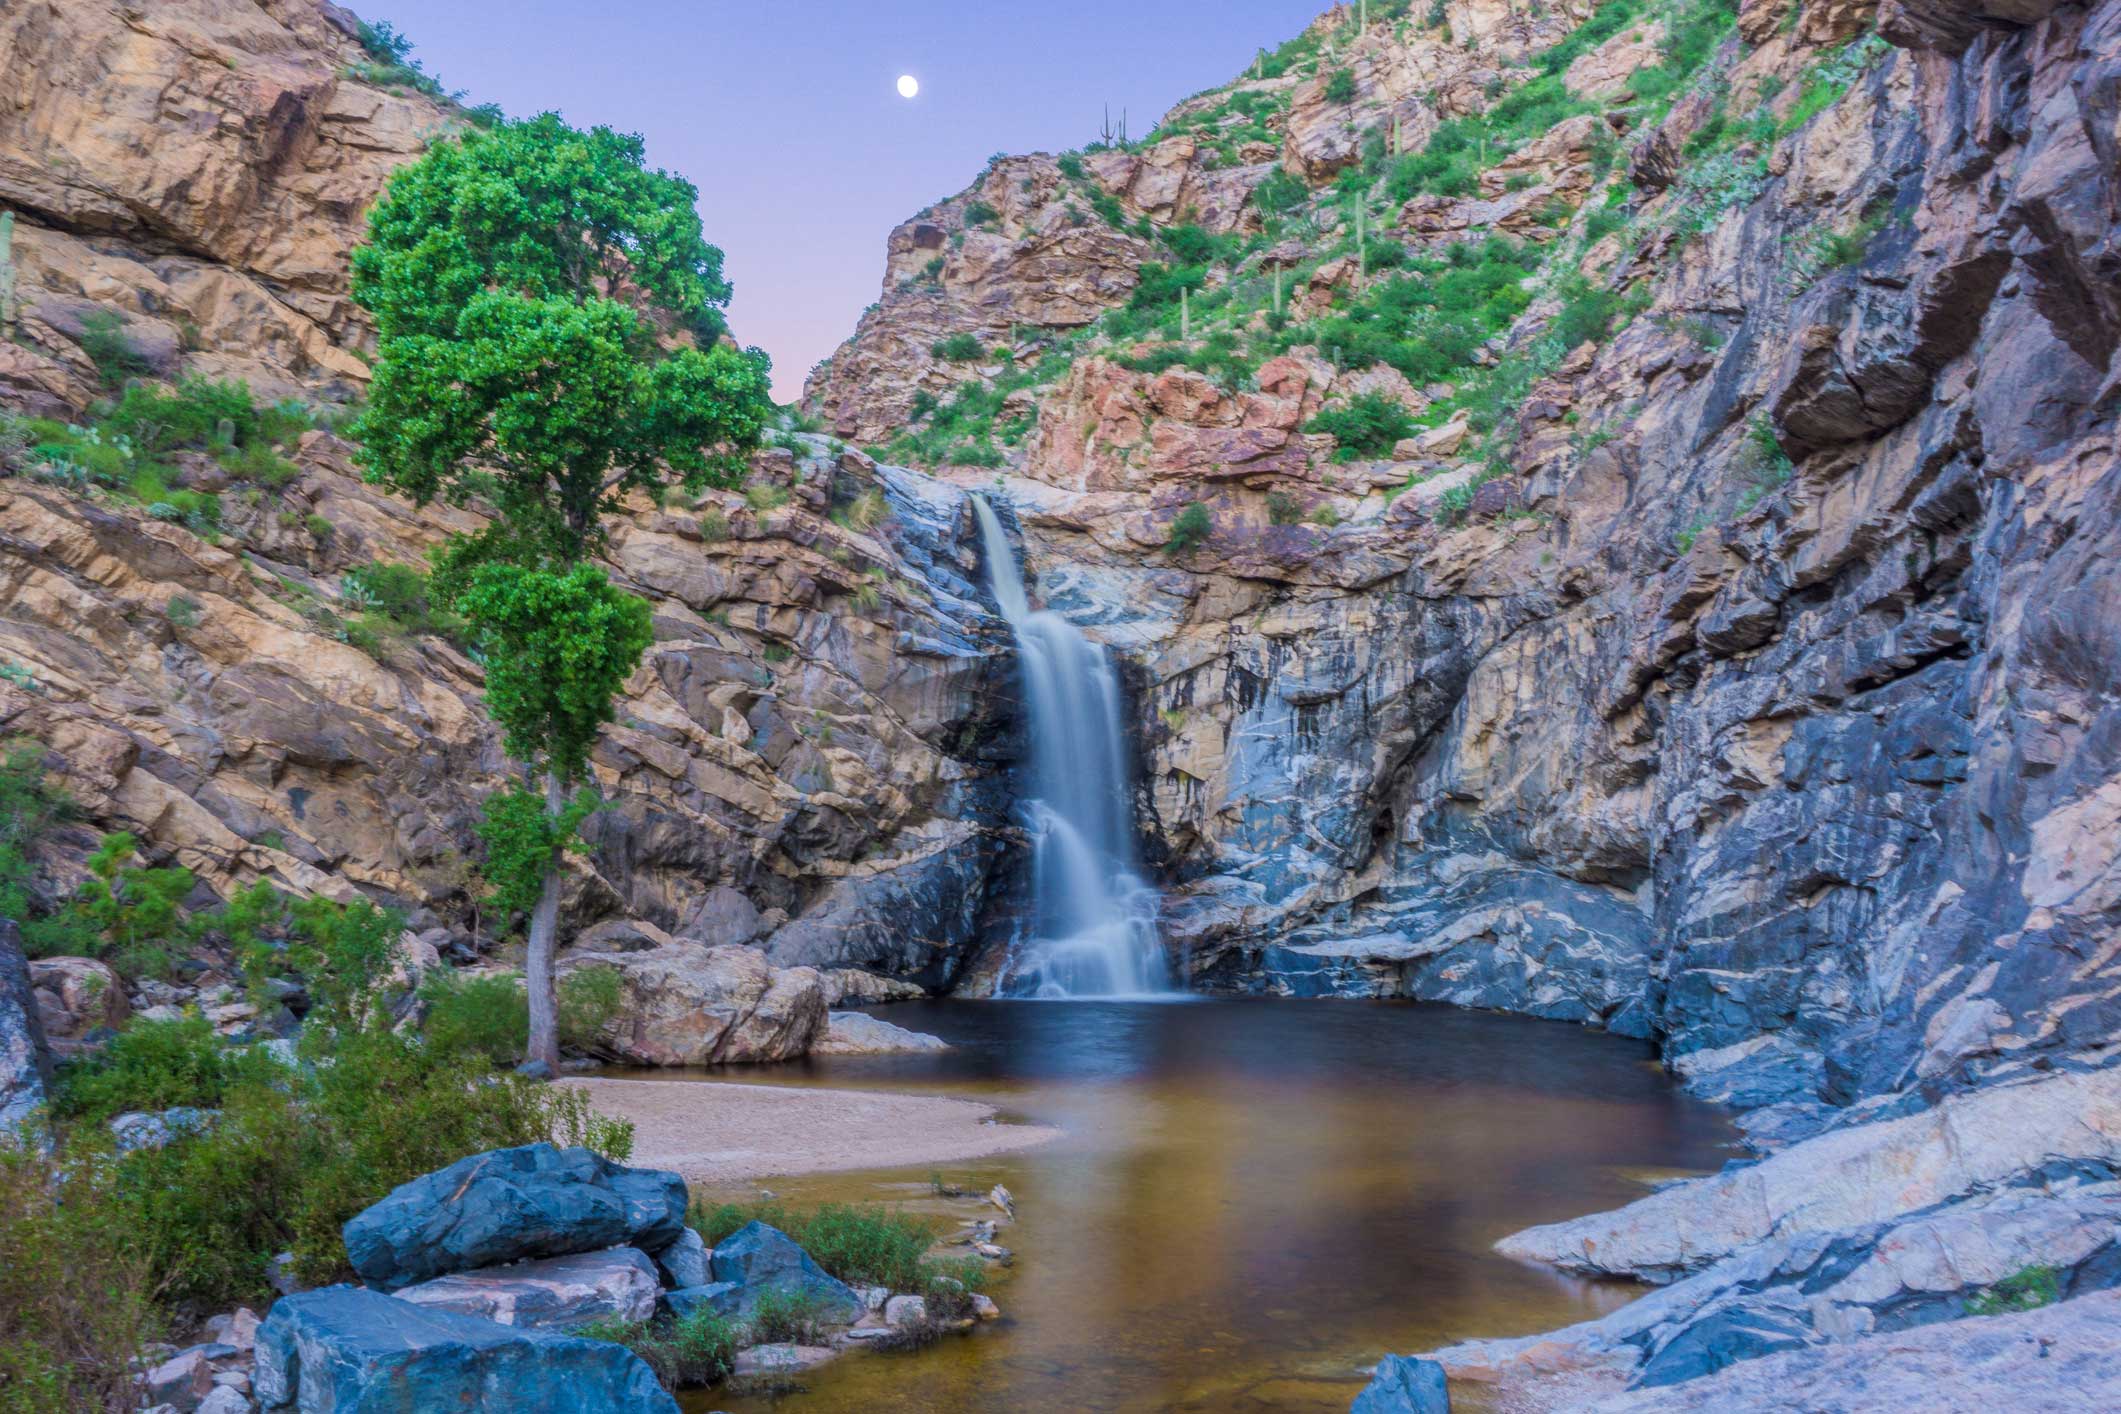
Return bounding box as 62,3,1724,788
696,506,729,541
0,738,69,926
0,1142,165,1414
1964,1265,2061,1317
557,965,623,1053
418,970,527,1066
304,512,335,542
744,484,789,513
1323,68,1358,104
1265,489,1304,525
579,1308,734,1391
1548,274,1626,350
52,1014,231,1124
744,1287,827,1345
931,332,986,362
1166,501,1212,554
962,199,999,227
23,832,194,979
75,311,153,388
692,1200,985,1319
1306,391,1417,458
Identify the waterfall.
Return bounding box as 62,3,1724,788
971,496,1169,998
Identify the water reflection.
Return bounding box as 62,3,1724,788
677,1000,1733,1414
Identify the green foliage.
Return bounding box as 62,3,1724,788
23,833,194,980
417,970,527,1066
0,738,68,927
51,1013,230,1124
1778,34,1889,140
1323,68,1358,105
474,783,598,919
962,199,999,227
579,1307,734,1391
1166,501,1212,554
931,332,987,362
75,311,152,388
0,1142,165,1414
1056,152,1086,181
744,1287,827,1345
350,113,772,563
1303,236,1537,384
1548,273,1629,349
1964,1265,2061,1317
1250,168,1308,219
1264,489,1304,525
557,965,623,1052
454,563,654,784
693,1201,983,1302
1306,391,1417,459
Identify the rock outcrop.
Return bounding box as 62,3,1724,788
392,1246,664,1332
561,928,826,1066
252,1285,677,1414
341,1143,688,1292
0,919,53,1137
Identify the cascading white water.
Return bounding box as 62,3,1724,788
972,495,1169,998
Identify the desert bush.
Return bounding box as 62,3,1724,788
1306,390,1416,458
1166,501,1212,553
579,1307,735,1390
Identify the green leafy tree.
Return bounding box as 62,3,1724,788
350,113,772,1066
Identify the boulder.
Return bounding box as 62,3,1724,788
659,1282,742,1321
111,1106,217,1153
707,1222,863,1324
252,1286,676,1414
650,1227,710,1289
561,939,826,1066
391,1246,662,1331
144,1346,217,1411
1350,1354,1450,1414
342,1143,688,1291
195,1388,251,1414
0,919,53,1137
883,1294,928,1329
812,1011,952,1055
27,955,128,1051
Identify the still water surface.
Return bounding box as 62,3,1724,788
675,999,1733,1413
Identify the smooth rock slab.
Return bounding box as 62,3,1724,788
812,1010,952,1055
391,1246,661,1330
1350,1354,1449,1414
708,1221,863,1324
252,1285,676,1413
342,1142,687,1290
1582,1288,2121,1412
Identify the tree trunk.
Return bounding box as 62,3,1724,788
523,771,565,1070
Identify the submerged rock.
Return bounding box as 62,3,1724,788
252,1286,676,1413
342,1143,688,1291
1350,1354,1449,1414
391,1247,662,1331
708,1222,864,1324
812,1010,952,1055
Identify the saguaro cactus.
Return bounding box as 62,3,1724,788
0,211,15,339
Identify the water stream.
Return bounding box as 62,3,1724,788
970,496,1167,999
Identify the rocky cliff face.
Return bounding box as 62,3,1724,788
0,1,1030,1001
808,0,2120,1138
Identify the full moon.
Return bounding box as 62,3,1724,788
896,74,920,99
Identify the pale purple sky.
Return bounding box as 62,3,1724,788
375,1,1326,400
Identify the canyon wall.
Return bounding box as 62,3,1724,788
0,0,1027,994
810,0,2120,1133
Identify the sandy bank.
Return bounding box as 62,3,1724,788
561,1077,1059,1186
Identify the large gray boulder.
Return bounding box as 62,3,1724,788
0,919,53,1138
342,1143,687,1291
253,1285,676,1413
1350,1354,1449,1414
391,1246,662,1330
708,1221,863,1324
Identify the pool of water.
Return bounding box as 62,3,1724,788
669,999,1734,1413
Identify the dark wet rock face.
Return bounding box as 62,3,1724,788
341,1143,687,1292
0,920,53,1138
